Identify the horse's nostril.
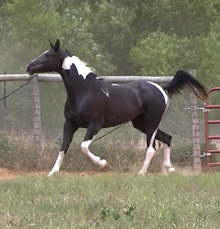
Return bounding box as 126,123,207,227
26,62,35,74
26,62,35,71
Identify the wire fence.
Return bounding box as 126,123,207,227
0,74,191,141
0,72,208,172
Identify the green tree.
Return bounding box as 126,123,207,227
0,0,115,75
196,31,220,87
129,31,190,76
0,0,64,73
1,0,220,131
88,0,136,75
55,0,115,75
131,0,220,37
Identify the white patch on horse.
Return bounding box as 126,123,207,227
81,138,108,168
62,56,93,79
163,144,175,173
101,88,110,98
31,50,49,63
139,129,157,175
147,81,169,106
48,151,64,176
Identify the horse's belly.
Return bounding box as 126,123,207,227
103,110,141,127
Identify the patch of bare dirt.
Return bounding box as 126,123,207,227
0,168,23,180
0,166,202,181
0,168,115,180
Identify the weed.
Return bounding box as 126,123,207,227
99,208,120,220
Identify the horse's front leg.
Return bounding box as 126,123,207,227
81,124,108,168
48,120,78,176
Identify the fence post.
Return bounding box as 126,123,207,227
188,69,202,173
31,75,43,169
3,71,6,107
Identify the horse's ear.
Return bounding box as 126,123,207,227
54,39,60,52
50,41,54,49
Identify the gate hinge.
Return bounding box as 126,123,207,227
200,152,212,157
203,108,210,113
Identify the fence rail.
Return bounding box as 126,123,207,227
0,74,173,84
0,72,201,171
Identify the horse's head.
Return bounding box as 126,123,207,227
26,39,67,75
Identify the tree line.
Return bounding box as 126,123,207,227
0,0,220,130
0,0,220,85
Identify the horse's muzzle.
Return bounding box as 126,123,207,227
26,63,34,75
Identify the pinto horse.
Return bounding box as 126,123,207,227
26,39,208,176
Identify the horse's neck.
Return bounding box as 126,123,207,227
59,69,86,98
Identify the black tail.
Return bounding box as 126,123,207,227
163,70,208,101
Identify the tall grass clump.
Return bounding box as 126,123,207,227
1,128,220,173
0,133,36,170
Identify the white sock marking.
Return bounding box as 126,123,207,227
139,130,157,175
163,144,175,173
62,56,93,79
81,139,107,168
48,151,64,176
139,146,155,175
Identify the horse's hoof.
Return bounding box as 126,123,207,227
168,167,175,172
48,170,59,176
138,171,145,176
100,159,108,169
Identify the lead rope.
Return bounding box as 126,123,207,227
0,74,128,144
92,122,128,143
71,121,128,160
70,122,129,171
0,74,37,101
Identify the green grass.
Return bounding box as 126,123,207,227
1,173,220,229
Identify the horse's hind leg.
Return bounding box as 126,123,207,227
138,113,165,175
155,129,175,173
48,120,78,176
139,128,158,175
132,114,145,133
81,123,108,168
132,115,158,175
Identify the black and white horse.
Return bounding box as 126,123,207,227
26,39,208,176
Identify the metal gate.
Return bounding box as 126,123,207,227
204,87,220,167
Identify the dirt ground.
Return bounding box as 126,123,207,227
0,167,22,180
0,166,196,181
0,167,114,180
0,168,59,180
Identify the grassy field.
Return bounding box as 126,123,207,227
0,172,220,229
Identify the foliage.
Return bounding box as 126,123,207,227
129,32,189,75
0,0,115,75
0,0,220,79
2,125,220,173
1,0,220,147
0,134,36,170
196,31,220,87
0,0,63,73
